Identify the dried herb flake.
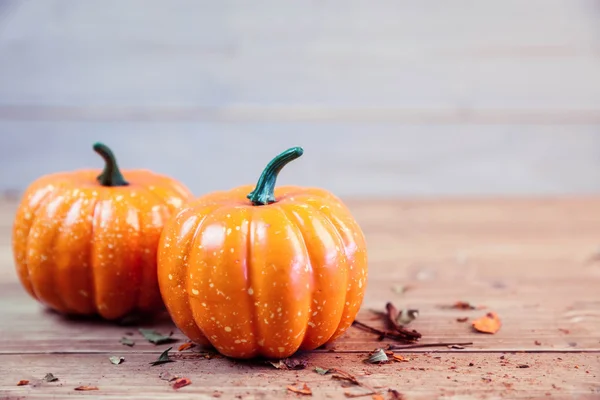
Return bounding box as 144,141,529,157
150,347,174,366
44,373,58,382
139,328,176,345
109,356,124,365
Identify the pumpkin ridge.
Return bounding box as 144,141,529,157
277,206,314,353
287,201,350,349
87,197,102,315
127,198,145,315
185,207,221,344
32,191,72,312
311,203,351,338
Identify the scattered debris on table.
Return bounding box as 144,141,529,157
16,380,29,386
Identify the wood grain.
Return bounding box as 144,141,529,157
1,198,600,399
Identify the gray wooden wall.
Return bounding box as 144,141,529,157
1,0,600,197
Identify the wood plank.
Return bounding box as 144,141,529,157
1,353,598,399
1,1,599,110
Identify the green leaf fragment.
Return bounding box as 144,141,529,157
150,347,174,366
366,348,388,364
314,367,331,375
109,356,124,365
139,328,176,345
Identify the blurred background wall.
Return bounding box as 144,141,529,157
1,0,599,198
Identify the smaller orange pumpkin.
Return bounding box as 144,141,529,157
12,142,194,320
158,147,368,359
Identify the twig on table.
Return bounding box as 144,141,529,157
387,342,473,350
384,302,422,341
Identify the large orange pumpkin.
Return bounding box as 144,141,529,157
12,143,193,320
157,147,368,359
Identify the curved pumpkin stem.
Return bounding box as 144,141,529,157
247,147,304,206
93,142,129,187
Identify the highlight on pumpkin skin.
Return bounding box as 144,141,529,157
11,142,195,320
157,146,369,359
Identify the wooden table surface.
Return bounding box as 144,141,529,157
1,197,599,399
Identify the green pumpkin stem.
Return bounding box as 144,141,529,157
247,147,304,206
93,142,129,187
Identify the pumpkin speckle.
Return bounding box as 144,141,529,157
224,326,232,332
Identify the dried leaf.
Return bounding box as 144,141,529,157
269,358,307,370
396,309,419,325
287,383,312,395
314,367,331,375
178,342,195,352
517,364,530,368
366,349,388,364
472,312,501,334
172,377,191,390
139,328,176,345
456,317,468,323
44,373,58,382
392,354,409,362
150,347,174,366
16,380,29,386
120,336,135,347
109,356,124,365
74,386,99,391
